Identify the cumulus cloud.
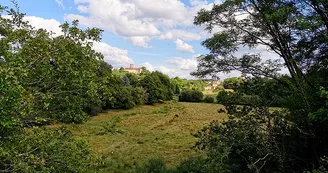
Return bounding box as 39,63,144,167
65,0,162,47
139,62,154,71
125,36,152,48
18,15,134,67
22,16,63,36
139,62,181,78
92,42,134,67
159,29,201,41
168,56,198,71
174,39,195,53
65,0,219,47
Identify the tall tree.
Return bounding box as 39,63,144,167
192,0,328,112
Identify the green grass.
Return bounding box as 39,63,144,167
54,102,226,172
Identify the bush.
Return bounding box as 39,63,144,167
216,90,261,106
132,87,145,105
110,87,135,109
204,96,215,103
179,89,204,102
141,72,174,104
0,127,95,172
216,90,232,105
83,103,103,116
173,157,214,173
193,108,294,172
135,158,169,173
135,157,218,173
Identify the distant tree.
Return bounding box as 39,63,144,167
179,89,204,102
140,67,151,76
125,73,139,87
141,71,173,104
223,77,243,90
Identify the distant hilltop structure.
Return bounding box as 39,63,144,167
124,64,142,74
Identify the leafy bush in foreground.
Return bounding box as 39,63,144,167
0,127,95,173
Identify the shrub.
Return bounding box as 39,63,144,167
135,158,169,173
179,89,204,102
132,87,145,105
83,103,103,116
141,72,174,104
110,87,135,109
0,127,95,172
204,96,215,103
172,157,214,173
193,108,294,172
216,90,232,104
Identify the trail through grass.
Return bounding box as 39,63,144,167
58,102,226,172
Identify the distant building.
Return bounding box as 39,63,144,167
124,64,142,74
204,80,221,90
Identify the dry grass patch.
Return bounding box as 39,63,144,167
64,102,226,172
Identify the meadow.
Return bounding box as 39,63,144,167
59,101,226,172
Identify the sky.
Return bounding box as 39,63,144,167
1,0,280,79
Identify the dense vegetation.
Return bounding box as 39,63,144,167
175,0,328,171
178,89,204,102
138,0,328,171
171,77,207,92
1,0,328,172
0,3,178,172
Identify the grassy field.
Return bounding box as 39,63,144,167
55,101,226,172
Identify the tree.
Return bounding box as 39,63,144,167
187,0,328,172
179,89,204,102
125,73,139,87
222,77,243,90
140,71,174,104
192,0,328,112
0,4,105,124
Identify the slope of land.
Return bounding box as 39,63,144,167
60,101,226,172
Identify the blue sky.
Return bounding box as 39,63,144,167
2,0,271,79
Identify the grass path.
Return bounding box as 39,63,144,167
63,102,226,172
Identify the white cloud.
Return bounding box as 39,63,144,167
168,56,198,71
158,65,175,74
125,36,152,48
139,62,154,71
139,61,197,79
159,29,201,41
55,0,65,9
22,16,63,37
139,62,178,77
189,0,208,6
65,0,163,47
92,42,134,67
17,15,134,67
174,39,195,53
65,0,218,47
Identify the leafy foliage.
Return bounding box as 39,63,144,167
179,89,204,102
141,71,174,104
204,96,215,103
0,3,180,172
183,0,328,171
0,127,95,172
222,77,243,90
